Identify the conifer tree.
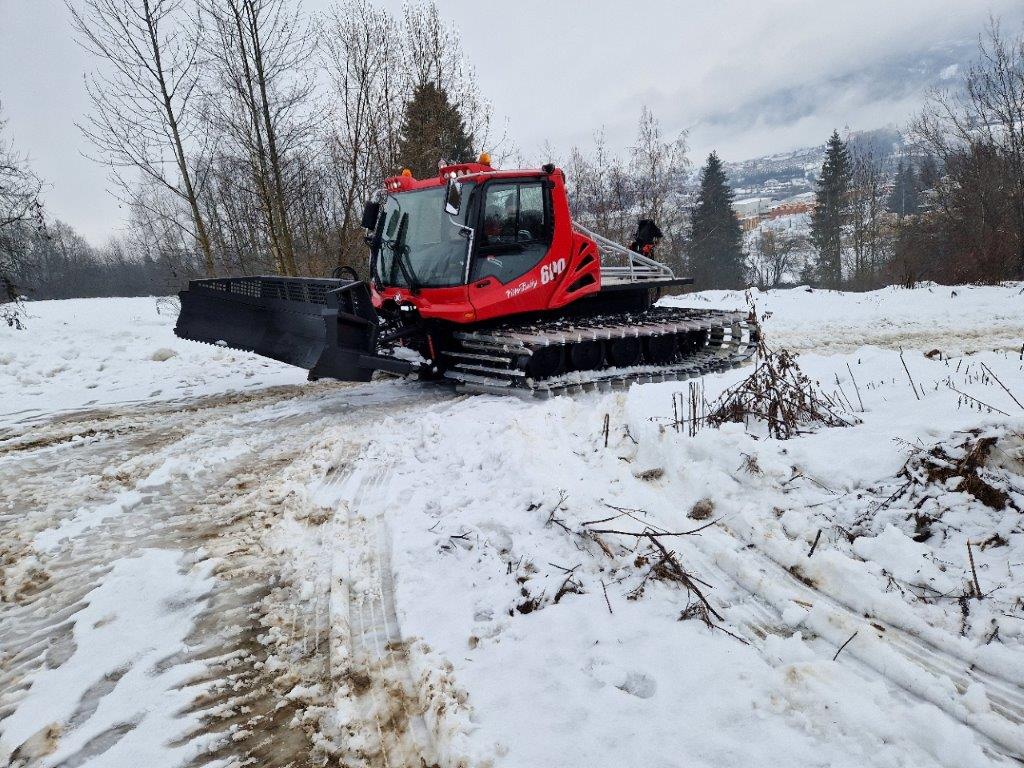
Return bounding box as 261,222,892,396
888,161,920,219
396,81,474,179
810,130,852,288
688,152,745,289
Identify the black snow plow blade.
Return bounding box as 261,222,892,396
174,276,411,381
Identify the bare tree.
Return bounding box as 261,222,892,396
322,0,402,269
316,0,497,275
561,110,690,278
913,18,1024,280
198,0,318,276
748,228,806,288
630,107,690,274
402,1,493,156
69,0,215,276
848,146,891,288
565,129,635,244
0,104,45,324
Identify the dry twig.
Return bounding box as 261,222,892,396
807,529,823,558
833,631,859,661
980,362,1023,411
968,541,983,600
601,578,613,614
899,347,920,400
846,362,865,411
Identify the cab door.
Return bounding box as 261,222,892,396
467,180,555,320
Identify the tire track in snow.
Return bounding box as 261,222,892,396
0,382,342,454
0,383,440,767
0,381,354,559
329,462,438,767
1,410,324,765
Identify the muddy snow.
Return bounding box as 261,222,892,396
1,284,1023,767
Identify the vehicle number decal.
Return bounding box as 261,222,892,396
541,258,566,285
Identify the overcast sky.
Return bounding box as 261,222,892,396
1,0,1022,244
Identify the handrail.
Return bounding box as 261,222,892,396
572,222,674,282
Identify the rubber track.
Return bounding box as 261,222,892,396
444,307,757,397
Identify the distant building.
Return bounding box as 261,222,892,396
735,194,816,232
762,201,815,221
733,197,773,217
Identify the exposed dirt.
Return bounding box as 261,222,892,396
0,384,449,768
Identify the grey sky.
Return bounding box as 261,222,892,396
1,0,1022,244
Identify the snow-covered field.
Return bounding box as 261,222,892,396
2,285,1023,767
0,297,307,427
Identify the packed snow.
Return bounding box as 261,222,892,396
1,284,1023,767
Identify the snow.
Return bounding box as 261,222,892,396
0,549,214,767
2,283,1024,766
32,489,144,552
0,296,304,428
667,283,1024,354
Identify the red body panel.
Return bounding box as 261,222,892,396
371,163,601,324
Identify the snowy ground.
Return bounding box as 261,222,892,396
1,285,1023,767
0,297,306,428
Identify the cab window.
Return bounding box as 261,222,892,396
473,181,551,283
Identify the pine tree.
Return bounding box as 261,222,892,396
687,152,746,289
887,161,919,219
396,81,474,179
810,130,852,288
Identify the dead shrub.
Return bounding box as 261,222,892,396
706,339,859,439
898,430,1019,512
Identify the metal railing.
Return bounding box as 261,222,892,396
572,222,674,282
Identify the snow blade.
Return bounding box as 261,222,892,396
175,276,400,381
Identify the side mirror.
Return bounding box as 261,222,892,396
444,178,462,216
360,200,381,230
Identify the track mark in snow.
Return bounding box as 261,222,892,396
0,382,334,453
330,464,438,767
0,385,422,768
697,524,1024,762
0,549,213,767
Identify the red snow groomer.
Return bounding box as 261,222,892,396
174,157,756,397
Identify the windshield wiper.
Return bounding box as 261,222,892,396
391,213,421,294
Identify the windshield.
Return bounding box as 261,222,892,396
375,184,475,289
